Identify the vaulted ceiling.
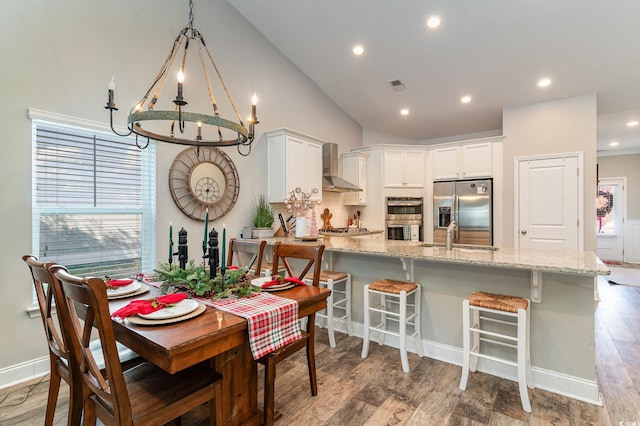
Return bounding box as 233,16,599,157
227,0,640,154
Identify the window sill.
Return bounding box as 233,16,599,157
26,304,55,319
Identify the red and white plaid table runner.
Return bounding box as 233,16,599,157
211,293,302,359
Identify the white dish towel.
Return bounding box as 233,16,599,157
410,224,420,241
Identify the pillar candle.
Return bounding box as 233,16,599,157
169,221,173,263
203,208,209,248
221,224,226,273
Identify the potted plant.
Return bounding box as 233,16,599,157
251,194,275,238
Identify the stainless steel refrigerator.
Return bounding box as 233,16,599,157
433,179,493,245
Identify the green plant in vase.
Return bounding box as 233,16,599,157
251,194,275,238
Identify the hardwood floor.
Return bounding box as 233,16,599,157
2,278,640,425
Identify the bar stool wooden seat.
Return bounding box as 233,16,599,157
304,270,353,348
459,291,533,413
258,261,286,277
361,278,423,372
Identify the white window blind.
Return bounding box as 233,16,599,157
31,115,156,284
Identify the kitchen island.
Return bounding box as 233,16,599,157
263,236,609,404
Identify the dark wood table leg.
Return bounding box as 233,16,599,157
214,342,262,426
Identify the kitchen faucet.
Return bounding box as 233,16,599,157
446,221,458,250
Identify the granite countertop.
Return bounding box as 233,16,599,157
263,236,610,276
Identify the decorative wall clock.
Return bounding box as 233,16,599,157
168,147,240,221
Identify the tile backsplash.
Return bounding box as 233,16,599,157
270,191,364,232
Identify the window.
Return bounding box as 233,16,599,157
30,110,156,287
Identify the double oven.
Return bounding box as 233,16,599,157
385,197,424,241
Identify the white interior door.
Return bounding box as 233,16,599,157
516,155,581,250
596,177,626,262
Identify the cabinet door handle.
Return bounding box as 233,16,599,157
521,230,527,235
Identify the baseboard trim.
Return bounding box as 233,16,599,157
0,356,50,390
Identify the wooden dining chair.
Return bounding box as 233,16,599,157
227,238,266,275
258,242,325,426
22,255,83,426
49,265,224,426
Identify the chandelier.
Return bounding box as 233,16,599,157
105,0,259,155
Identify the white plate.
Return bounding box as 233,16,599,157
108,283,150,300
106,281,142,297
251,276,296,291
127,302,206,326
138,298,199,320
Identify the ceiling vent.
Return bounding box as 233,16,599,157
389,79,406,91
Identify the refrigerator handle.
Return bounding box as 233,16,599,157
454,194,459,242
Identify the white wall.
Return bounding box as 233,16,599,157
502,94,598,252
0,0,361,379
597,153,640,220
363,128,417,145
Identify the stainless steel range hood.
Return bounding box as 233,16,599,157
322,143,362,192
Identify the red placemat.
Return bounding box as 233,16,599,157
212,293,302,359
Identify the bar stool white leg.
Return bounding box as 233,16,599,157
413,286,424,357
399,290,409,372
378,293,387,346
345,274,353,336
325,278,336,348
361,284,371,358
526,306,534,389
517,307,532,412
460,299,471,390
469,306,480,373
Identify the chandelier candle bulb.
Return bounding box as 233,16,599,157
251,93,257,120
107,77,116,108
197,121,202,140
177,69,185,100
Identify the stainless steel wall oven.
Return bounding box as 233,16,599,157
385,197,423,241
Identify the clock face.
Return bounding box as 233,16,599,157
168,147,240,221
194,176,221,203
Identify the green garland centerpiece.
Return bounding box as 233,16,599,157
154,260,259,300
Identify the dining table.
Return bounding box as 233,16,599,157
107,284,331,426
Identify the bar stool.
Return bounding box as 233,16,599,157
459,291,533,413
259,261,286,277
361,278,423,372
304,270,353,348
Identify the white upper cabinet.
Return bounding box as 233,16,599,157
383,148,426,188
433,142,492,180
266,128,323,202
341,152,367,205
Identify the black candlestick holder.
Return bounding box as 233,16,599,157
178,228,188,270
208,228,219,278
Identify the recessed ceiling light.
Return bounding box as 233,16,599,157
537,78,551,87
461,95,472,104
426,15,441,29
609,141,619,147
627,120,639,127
352,45,364,56
400,108,410,116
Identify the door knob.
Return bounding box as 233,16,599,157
521,230,527,235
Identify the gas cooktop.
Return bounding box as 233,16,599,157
319,227,368,234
